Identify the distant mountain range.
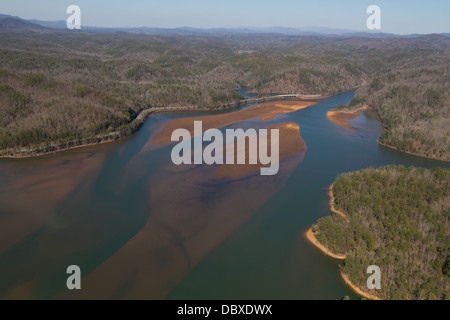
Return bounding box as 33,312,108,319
0,13,449,38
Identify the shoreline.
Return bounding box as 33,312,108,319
328,184,348,220
0,94,326,160
377,139,450,163
306,184,382,300
304,182,348,260
328,103,449,162
340,271,382,300
305,228,346,260
0,105,245,160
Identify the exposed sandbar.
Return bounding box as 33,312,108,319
326,104,372,131
154,100,316,144
216,122,306,179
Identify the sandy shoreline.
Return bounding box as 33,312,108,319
305,230,383,300
305,184,347,260
305,228,346,260
328,184,348,220
326,104,372,131
306,183,383,300
340,271,382,300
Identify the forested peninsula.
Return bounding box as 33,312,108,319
309,165,449,300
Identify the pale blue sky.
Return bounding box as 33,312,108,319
0,0,449,34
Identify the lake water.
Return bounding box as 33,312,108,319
0,90,447,299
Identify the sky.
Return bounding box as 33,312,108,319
0,0,449,34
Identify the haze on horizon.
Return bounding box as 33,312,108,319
0,0,449,35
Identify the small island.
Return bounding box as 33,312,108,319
307,165,450,300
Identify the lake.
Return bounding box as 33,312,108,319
0,90,447,299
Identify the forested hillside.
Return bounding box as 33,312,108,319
329,35,450,161
0,20,449,158
312,165,450,300
347,60,450,161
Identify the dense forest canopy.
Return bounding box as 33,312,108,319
312,165,450,300
0,23,449,158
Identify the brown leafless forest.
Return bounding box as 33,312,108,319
0,22,449,159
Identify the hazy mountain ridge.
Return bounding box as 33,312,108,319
0,14,448,38
0,16,46,31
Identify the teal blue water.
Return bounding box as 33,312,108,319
168,90,449,299
0,90,447,299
